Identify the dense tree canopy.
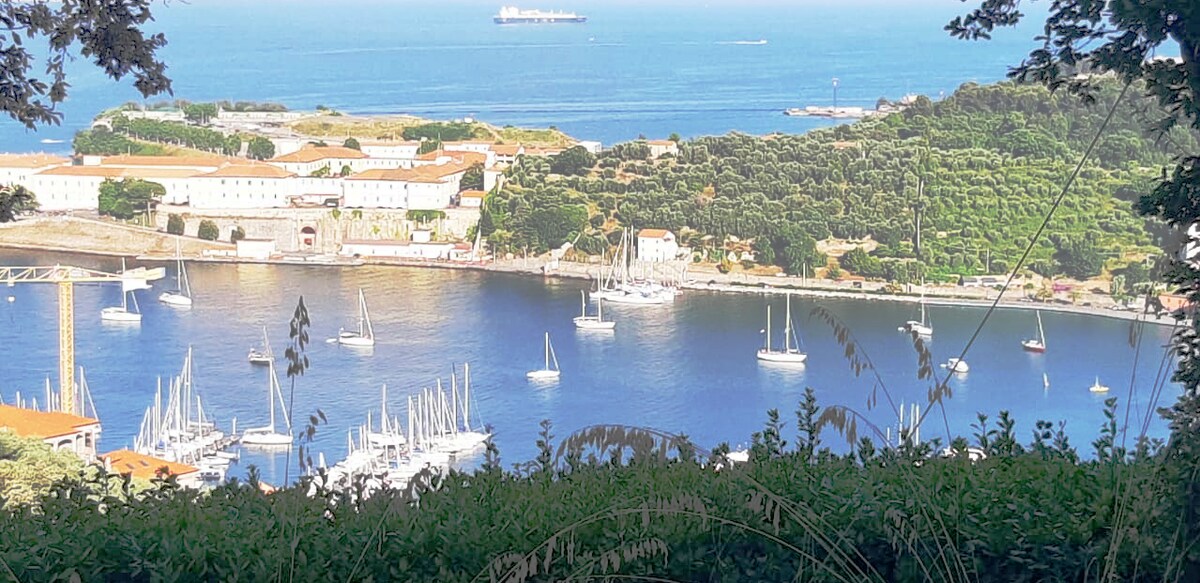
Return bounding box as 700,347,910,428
461,163,484,191
247,137,276,161
98,179,164,220
492,81,1182,279
549,145,596,176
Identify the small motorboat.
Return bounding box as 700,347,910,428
942,358,969,373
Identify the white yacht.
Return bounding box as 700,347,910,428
239,360,293,446
101,258,144,322
247,326,273,365
901,299,932,337
337,288,376,347
159,240,193,307
527,332,561,380
574,290,615,330
942,357,969,373
1021,310,1047,352
757,295,806,364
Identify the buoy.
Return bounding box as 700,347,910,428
6,296,13,303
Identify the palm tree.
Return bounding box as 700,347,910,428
0,185,37,223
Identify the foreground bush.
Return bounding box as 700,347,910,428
0,396,1187,582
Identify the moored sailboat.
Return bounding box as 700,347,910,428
239,360,292,446
336,288,376,347
527,332,561,380
757,295,807,364
159,240,193,307
101,258,145,322
247,326,273,365
900,299,933,337
574,290,615,330
1021,310,1047,352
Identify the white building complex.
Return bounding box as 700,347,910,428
0,141,527,213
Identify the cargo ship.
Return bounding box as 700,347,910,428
494,6,587,24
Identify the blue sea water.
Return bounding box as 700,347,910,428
0,251,1180,485
0,0,1045,152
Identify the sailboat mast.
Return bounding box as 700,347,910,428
784,295,793,352
765,305,772,351
267,362,276,430
544,333,551,369
1037,311,1046,345
463,362,472,432
407,395,415,450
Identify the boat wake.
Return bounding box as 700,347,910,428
718,40,768,46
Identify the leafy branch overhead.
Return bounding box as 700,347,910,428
0,1,171,128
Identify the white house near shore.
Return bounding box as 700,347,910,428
636,228,679,262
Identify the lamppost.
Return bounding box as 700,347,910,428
832,77,840,110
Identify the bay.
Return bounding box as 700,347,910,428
1,0,1046,152
0,250,1178,485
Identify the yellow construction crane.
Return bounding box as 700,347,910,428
2,264,165,415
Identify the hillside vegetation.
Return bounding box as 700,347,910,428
485,81,1191,281
289,115,575,147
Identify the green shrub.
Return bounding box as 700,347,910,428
197,220,219,241
166,213,184,235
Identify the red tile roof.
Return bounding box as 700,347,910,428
348,163,468,183
36,166,204,179
102,449,199,480
100,154,236,168
200,164,296,179
0,404,99,439
637,228,673,239
415,150,487,166
269,146,368,163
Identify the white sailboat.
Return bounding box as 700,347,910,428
527,332,561,380
133,347,233,478
1089,377,1110,393
574,290,615,330
757,295,807,363
101,260,144,322
159,239,193,307
337,288,376,347
1021,310,1047,352
900,299,932,337
239,360,292,446
247,326,273,365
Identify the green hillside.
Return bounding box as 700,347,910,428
484,81,1192,280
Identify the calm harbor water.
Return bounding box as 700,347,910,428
0,0,1047,151
0,251,1179,483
